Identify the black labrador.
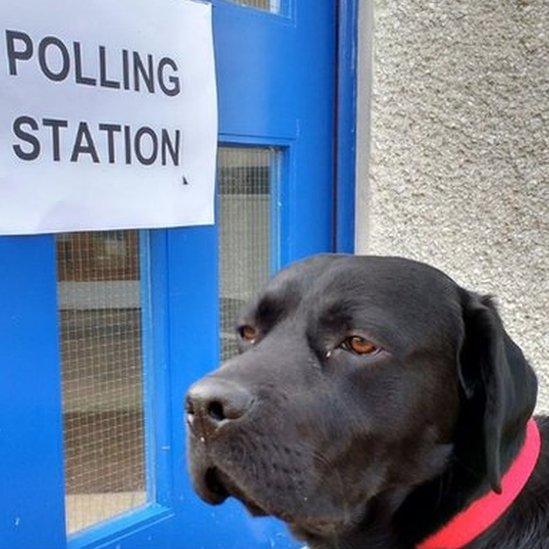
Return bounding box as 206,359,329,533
186,255,548,548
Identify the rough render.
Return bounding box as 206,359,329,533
355,1,548,411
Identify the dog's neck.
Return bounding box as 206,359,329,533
394,417,529,546
306,422,529,549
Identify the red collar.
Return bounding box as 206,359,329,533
417,419,541,549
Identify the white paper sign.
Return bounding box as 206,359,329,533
0,0,217,234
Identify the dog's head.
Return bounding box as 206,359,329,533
186,255,537,542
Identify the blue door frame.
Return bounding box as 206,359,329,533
0,1,358,547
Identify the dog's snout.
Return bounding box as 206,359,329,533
186,378,254,439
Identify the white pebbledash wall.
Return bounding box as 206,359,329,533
355,1,548,412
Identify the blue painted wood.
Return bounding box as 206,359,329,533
214,0,337,264
138,230,173,508
69,505,174,549
145,230,174,508
335,0,358,253
0,235,67,549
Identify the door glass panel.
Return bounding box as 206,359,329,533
218,147,278,360
227,0,283,14
56,231,147,533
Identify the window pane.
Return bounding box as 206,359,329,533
227,0,282,14
56,231,147,533
218,147,277,360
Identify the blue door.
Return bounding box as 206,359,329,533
0,1,341,547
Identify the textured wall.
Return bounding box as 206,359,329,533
355,1,548,412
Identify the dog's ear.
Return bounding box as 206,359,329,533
457,291,537,493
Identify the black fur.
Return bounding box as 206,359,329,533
186,255,548,548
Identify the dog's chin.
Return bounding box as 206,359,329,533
193,466,230,505
192,465,269,517
287,508,364,542
192,462,362,542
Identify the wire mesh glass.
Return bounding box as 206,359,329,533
226,0,282,14
56,231,147,533
218,147,277,360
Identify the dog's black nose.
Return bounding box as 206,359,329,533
186,378,254,439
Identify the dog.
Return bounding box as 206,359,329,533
186,255,548,548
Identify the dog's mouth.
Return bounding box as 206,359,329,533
202,467,229,504
201,467,269,517
194,461,360,540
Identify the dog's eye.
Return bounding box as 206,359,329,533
341,336,379,355
238,325,258,343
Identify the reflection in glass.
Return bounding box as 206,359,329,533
228,0,282,14
218,147,277,360
57,231,147,532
